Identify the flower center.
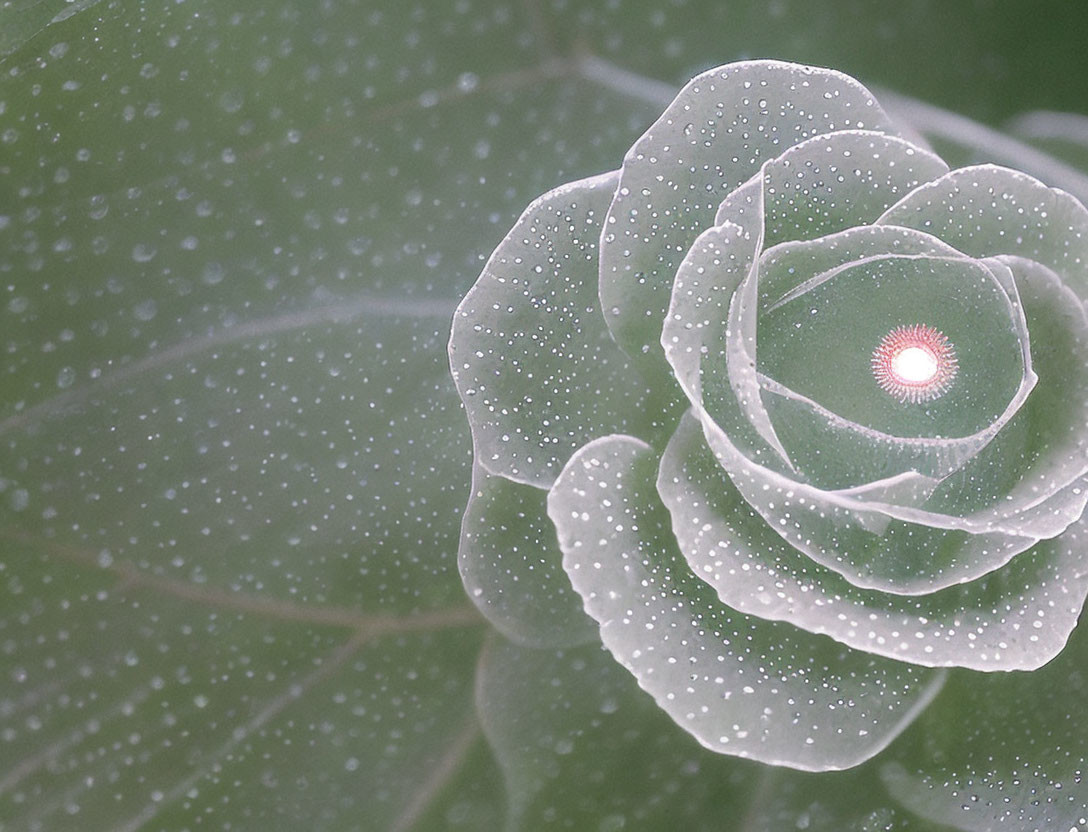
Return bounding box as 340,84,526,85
890,346,938,384
871,324,957,403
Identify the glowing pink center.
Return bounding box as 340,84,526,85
871,324,957,403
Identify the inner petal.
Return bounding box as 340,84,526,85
757,254,1025,440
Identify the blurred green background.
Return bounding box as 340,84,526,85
2,1,1087,829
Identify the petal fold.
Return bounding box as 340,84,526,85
659,411,1088,670
689,247,1088,595
881,609,1088,830
878,163,1088,301
759,130,948,248
458,464,598,648
449,171,668,486
548,433,945,770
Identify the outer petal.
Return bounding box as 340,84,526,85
881,607,1088,830
664,192,798,472
458,463,598,648
601,60,898,367
758,130,948,248
658,411,1088,670
547,434,946,771
475,639,757,830
449,171,669,487
878,163,1088,300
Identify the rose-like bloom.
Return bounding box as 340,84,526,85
449,60,1088,771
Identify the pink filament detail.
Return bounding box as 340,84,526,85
871,324,958,403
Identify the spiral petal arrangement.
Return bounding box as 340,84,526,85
449,60,1088,771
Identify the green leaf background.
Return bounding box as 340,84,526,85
3,1,1088,829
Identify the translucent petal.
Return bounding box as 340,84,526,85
547,434,946,771
475,639,757,830
661,218,793,477
601,60,896,365
881,613,1088,830
715,170,766,227
757,224,971,306
714,179,799,468
878,163,1088,300
458,465,597,648
670,133,949,483
706,398,1008,585
694,250,1088,595
923,256,1088,528
759,130,948,248
760,255,1026,437
665,219,1047,594
672,135,945,482
700,396,1045,595
449,170,667,486
659,411,1088,670
662,221,753,402
756,254,1033,489
669,224,965,478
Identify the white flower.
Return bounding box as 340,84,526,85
449,60,1088,771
